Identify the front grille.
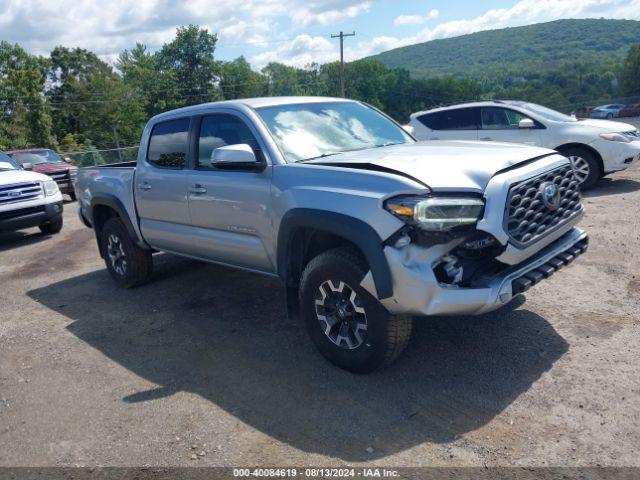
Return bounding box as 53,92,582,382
0,205,46,221
48,170,70,183
505,165,583,248
624,130,640,140
0,182,44,205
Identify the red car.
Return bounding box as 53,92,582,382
619,103,640,118
6,148,78,201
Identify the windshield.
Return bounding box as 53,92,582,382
0,152,19,171
256,101,414,163
517,102,576,123
9,149,64,165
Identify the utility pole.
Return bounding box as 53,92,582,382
112,125,123,163
331,31,355,98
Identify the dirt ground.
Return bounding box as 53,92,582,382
1,144,639,467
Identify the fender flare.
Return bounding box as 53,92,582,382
277,208,393,299
89,194,143,246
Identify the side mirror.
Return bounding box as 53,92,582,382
22,162,33,171
63,156,73,164
518,118,535,129
402,125,415,135
211,144,262,170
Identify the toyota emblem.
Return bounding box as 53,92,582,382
539,182,561,211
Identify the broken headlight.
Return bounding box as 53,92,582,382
385,195,485,232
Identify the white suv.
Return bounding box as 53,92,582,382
409,100,640,189
0,151,64,234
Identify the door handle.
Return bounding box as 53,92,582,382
480,137,493,141
189,185,207,195
138,182,152,191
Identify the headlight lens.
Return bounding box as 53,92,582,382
385,196,485,231
600,132,632,143
43,180,60,196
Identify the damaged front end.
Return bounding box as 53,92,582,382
360,160,588,316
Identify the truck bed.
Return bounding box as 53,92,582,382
77,164,138,233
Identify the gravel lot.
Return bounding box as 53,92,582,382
1,132,639,467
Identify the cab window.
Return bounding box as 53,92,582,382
147,118,190,169
481,107,530,130
418,108,480,131
197,114,262,169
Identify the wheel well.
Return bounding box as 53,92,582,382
555,143,604,176
283,227,365,320
285,228,363,289
92,204,120,236
92,205,120,257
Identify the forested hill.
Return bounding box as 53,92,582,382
371,19,640,78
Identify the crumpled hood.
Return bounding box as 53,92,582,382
309,140,557,192
576,118,637,132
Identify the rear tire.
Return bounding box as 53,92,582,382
100,217,152,288
39,215,63,235
560,147,601,190
299,247,412,373
68,191,77,202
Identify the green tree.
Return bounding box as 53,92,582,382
118,43,181,117
157,25,220,105
0,41,55,149
219,56,267,99
46,46,146,149
620,45,640,95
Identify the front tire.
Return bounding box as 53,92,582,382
39,215,63,234
100,217,152,288
299,247,412,373
68,191,77,202
560,147,601,190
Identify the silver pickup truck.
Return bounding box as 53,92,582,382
77,96,588,373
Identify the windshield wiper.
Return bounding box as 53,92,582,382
296,151,344,163
296,142,405,163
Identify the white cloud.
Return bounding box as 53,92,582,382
0,0,370,57
290,1,371,27
394,15,425,27
393,9,439,27
252,35,337,69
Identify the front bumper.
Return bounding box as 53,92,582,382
0,200,63,232
365,227,587,317
592,139,640,173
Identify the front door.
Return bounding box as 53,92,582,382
186,113,275,274
479,107,542,145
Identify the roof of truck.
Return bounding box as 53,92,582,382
150,96,353,122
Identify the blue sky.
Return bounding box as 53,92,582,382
1,0,638,68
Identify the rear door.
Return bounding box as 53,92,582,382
416,108,480,141
479,107,542,145
134,117,193,253
185,112,275,273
